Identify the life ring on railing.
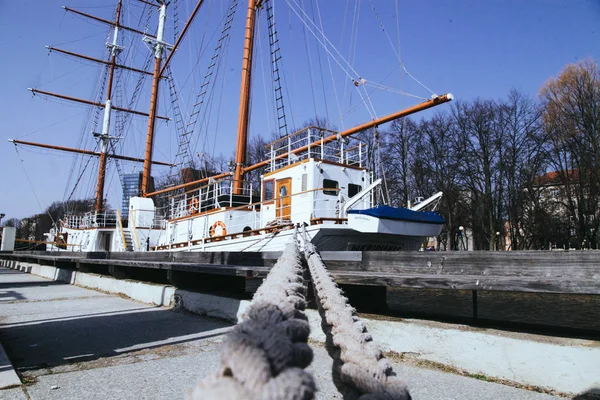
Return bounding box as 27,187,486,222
209,221,227,237
188,197,199,214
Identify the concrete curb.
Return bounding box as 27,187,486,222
0,341,21,389
4,259,600,395
7,261,175,307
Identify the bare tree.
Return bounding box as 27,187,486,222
383,119,418,207
539,59,600,248
498,90,546,249
453,99,504,250
413,113,466,250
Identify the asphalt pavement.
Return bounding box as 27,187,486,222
0,267,561,400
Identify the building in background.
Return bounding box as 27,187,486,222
122,173,145,220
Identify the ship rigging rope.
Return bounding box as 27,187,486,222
285,0,379,121
189,240,316,399
257,23,275,136
284,0,360,83
65,149,99,204
299,227,410,399
13,145,58,228
368,0,436,97
313,0,339,127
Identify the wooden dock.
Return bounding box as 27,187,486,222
1,249,599,334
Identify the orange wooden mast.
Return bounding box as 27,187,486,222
233,0,262,195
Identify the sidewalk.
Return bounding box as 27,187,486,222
0,267,560,399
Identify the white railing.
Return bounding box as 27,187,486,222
167,178,255,220
264,126,367,172
62,210,117,229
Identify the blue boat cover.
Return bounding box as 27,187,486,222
348,205,445,224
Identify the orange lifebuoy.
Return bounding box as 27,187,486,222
210,221,227,237
188,197,199,214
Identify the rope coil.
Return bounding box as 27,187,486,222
188,240,316,400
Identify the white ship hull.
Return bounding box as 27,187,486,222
48,223,430,253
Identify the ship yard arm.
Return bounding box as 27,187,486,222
243,93,454,174
62,6,157,39
7,139,174,167
45,47,155,77
27,88,169,121
25,1,172,214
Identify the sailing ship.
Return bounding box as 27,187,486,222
12,0,452,252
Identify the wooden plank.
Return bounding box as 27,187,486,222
331,272,600,295
324,251,600,280
77,258,271,277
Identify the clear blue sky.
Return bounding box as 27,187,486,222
1,0,599,221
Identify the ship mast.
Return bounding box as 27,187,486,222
94,0,123,213
233,0,262,195
11,2,170,214
141,1,168,196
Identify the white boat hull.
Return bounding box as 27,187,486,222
347,213,443,237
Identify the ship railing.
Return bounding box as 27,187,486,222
152,216,168,229
62,210,118,229
264,126,368,172
167,178,255,220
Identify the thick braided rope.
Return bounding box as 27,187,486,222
188,241,316,400
303,240,411,400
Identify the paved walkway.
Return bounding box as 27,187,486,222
0,267,560,399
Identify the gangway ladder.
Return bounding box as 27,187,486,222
265,0,288,138
116,210,134,251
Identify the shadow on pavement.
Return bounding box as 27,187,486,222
0,306,232,370
0,281,67,290
0,290,26,301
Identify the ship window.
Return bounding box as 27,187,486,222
348,183,362,198
301,174,307,191
263,179,275,201
323,179,339,196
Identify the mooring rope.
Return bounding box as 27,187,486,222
300,228,411,400
188,239,316,400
